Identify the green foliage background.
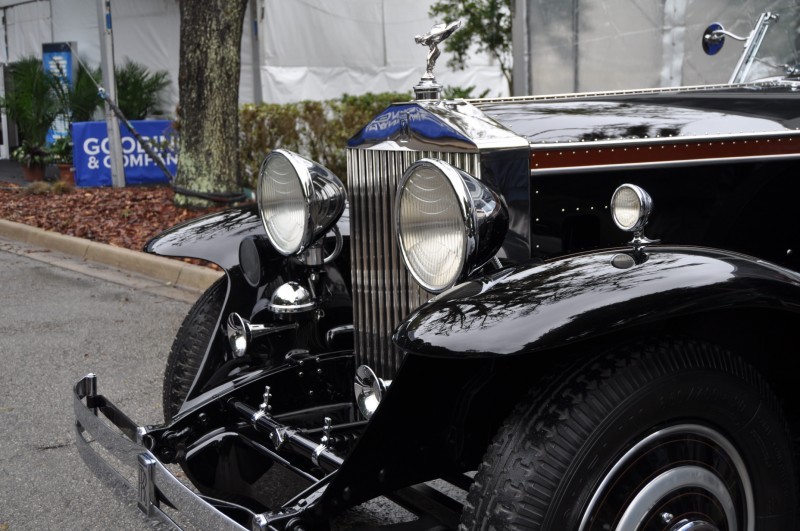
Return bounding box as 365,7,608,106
239,91,410,187
115,60,171,120
429,0,513,94
0,56,62,147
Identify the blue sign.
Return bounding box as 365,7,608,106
72,120,177,187
43,42,77,145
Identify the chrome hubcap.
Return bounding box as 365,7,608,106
580,424,753,531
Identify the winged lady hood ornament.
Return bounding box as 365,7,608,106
413,20,462,100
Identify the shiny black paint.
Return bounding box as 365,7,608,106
173,255,354,409
480,148,532,262
145,205,266,270
530,158,800,270
476,86,800,144
135,85,800,527
394,247,800,358
145,204,351,272
144,203,354,408
314,351,555,517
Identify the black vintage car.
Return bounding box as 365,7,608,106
75,9,800,531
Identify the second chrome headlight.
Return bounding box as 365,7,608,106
257,149,345,256
396,159,508,293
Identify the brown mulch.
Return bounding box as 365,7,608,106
0,183,229,265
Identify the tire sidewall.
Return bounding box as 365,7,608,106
163,276,227,422
551,361,795,530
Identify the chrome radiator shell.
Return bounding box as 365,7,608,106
347,148,481,379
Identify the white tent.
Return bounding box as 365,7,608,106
0,0,507,157
258,1,507,102
512,0,791,95
0,0,506,108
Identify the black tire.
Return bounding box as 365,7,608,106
461,339,797,531
163,277,227,422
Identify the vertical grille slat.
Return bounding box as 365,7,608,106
348,148,480,379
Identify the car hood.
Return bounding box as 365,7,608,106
474,84,800,144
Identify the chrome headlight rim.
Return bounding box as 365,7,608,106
257,149,314,256
257,149,345,257
610,183,653,234
395,158,476,294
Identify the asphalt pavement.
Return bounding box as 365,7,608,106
0,240,190,530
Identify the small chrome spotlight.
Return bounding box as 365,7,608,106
266,281,316,314
354,365,391,420
610,183,658,249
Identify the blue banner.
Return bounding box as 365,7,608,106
72,120,177,187
43,42,76,145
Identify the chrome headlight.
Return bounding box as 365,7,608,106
257,149,345,255
611,183,653,233
395,159,508,293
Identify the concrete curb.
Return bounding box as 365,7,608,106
0,219,223,292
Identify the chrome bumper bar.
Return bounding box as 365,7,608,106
73,374,251,531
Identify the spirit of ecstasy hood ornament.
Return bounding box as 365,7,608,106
413,20,461,100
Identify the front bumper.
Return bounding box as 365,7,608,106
74,355,472,530
73,374,252,531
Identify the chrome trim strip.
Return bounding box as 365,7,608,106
531,152,800,176
471,81,778,105
73,375,250,531
529,130,800,150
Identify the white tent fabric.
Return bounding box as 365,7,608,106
0,0,506,114
3,1,52,64
258,0,508,102
519,0,792,95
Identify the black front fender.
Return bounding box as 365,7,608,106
395,246,800,358
145,204,265,271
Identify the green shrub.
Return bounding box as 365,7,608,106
48,135,73,164
239,102,301,184
69,63,103,122
0,57,61,162
239,91,410,187
51,180,75,195
115,60,170,119
12,140,49,168
443,85,490,99
25,181,51,195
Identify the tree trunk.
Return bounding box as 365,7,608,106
175,0,248,207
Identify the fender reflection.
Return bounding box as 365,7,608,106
144,205,265,270
393,247,800,358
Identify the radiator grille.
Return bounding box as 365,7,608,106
347,148,481,379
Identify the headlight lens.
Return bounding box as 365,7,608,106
259,153,307,254
397,161,467,291
611,183,652,233
257,150,345,255
396,159,508,293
